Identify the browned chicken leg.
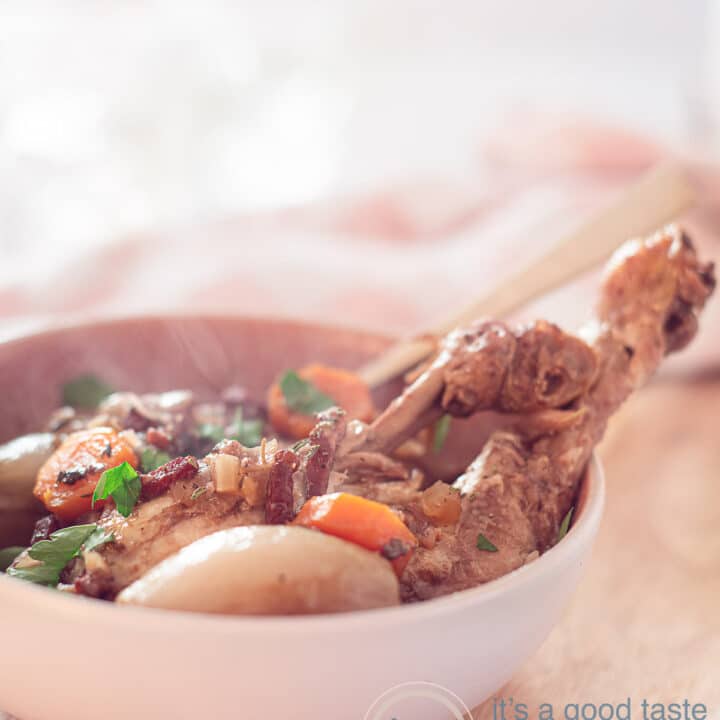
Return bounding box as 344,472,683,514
347,319,598,456
402,226,715,601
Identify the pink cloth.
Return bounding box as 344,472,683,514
1,118,718,373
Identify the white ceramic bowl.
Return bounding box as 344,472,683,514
0,317,605,720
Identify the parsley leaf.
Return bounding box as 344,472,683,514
0,546,25,572
83,527,115,553
7,557,64,586
198,407,264,448
279,371,335,415
141,447,171,472
557,507,574,541
92,461,141,517
6,524,113,586
62,374,114,408
229,408,263,447
190,486,207,501
198,423,225,444
432,414,451,453
476,533,498,552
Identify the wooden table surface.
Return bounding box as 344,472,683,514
473,370,720,719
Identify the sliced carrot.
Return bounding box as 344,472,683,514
267,364,375,440
33,427,138,522
293,492,417,576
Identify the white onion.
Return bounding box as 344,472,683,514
117,525,400,615
0,433,56,510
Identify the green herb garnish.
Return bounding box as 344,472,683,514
83,527,115,553
6,525,113,586
190,486,207,501
198,423,225,444
557,507,574,541
0,546,25,572
62,374,114,408
198,407,264,448
432,414,451,452
291,438,322,459
92,461,141,517
476,533,498,552
229,408,263,447
279,371,335,415
141,447,171,472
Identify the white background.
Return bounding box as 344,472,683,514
0,0,717,287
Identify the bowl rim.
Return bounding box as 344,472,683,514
0,315,606,635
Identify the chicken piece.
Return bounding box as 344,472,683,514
72,410,345,595
402,226,715,600
265,407,348,524
402,433,537,599
334,451,409,482
265,450,299,524
349,319,598,455
85,480,263,597
77,446,270,597
304,407,347,498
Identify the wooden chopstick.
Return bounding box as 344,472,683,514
359,162,696,388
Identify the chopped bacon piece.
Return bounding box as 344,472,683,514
146,427,172,450
265,450,298,524
141,456,199,499
305,408,347,498
31,514,60,544
74,571,113,599
125,407,155,432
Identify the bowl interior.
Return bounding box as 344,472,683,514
0,314,592,547
0,316,401,442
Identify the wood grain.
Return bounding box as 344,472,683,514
472,374,720,719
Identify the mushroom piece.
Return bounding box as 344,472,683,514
116,525,400,615
0,433,56,510
0,433,57,545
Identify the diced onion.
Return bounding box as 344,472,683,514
210,454,241,495
240,474,266,507
420,481,462,526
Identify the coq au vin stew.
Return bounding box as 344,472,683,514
0,227,715,615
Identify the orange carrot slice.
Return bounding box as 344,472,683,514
294,492,417,576
267,364,375,440
33,427,138,522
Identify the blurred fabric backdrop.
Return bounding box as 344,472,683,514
1,1,719,369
